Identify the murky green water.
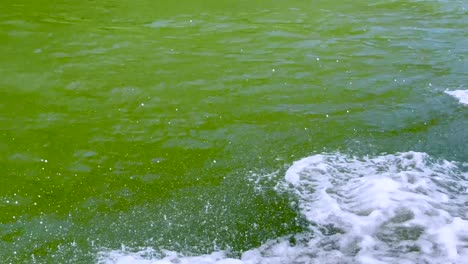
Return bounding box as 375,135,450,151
1,0,467,263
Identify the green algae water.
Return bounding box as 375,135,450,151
1,0,467,263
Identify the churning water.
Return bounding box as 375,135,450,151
1,0,467,263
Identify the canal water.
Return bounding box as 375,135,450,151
0,0,467,263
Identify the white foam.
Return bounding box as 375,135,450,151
98,152,468,264
445,89,468,105
284,152,468,264
99,249,244,264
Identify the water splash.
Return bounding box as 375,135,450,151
98,152,468,264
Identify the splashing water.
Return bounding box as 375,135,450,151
99,152,468,264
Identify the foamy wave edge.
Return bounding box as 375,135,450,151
98,152,468,264
445,89,468,106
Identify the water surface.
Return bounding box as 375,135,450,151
0,0,467,263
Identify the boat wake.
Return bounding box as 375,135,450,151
99,152,468,264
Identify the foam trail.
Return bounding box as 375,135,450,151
98,152,468,264
284,152,467,264
445,89,468,106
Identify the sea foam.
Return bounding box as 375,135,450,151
98,152,468,264
445,89,468,106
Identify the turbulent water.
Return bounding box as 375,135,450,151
100,152,468,264
1,0,467,263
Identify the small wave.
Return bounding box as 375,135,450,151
98,152,468,264
284,152,467,264
445,90,468,106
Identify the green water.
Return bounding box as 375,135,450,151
0,0,467,263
